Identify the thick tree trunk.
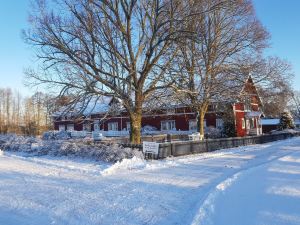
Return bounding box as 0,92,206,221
198,110,205,137
129,112,142,144
197,103,209,140
128,92,144,144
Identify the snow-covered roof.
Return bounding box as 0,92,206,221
81,96,112,116
53,96,113,117
245,111,263,118
261,118,300,126
261,119,280,125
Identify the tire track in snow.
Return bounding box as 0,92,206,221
190,145,298,225
191,172,241,225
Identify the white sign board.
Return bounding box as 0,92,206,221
143,141,159,155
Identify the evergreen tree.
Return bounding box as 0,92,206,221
279,111,295,130
222,105,237,137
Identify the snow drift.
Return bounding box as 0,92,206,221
0,134,142,162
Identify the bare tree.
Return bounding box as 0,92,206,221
231,56,294,117
290,90,300,119
0,87,55,136
172,0,269,137
24,0,206,143
250,56,294,117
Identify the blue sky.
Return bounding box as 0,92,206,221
0,1,32,95
253,0,300,89
0,0,300,96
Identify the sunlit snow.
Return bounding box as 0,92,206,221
1,138,300,224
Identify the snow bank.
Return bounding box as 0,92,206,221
270,128,300,134
101,156,146,176
0,134,142,163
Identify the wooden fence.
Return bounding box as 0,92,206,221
123,132,300,159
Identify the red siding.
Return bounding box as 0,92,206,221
54,111,225,133
235,111,246,137
235,103,244,111
205,113,216,127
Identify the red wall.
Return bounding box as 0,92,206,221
235,111,246,137
54,111,220,132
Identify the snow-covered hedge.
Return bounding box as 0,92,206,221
205,126,223,139
0,134,142,162
42,131,72,140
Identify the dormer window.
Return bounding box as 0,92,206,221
166,108,175,114
244,97,251,111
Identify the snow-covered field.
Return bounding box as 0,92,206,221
1,138,300,225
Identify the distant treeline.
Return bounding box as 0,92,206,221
0,88,59,136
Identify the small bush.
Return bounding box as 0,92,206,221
205,126,223,139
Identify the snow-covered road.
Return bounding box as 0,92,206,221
1,138,300,225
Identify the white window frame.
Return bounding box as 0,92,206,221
242,118,245,129
67,124,74,131
202,119,207,128
189,119,197,131
59,124,65,131
250,118,255,129
246,119,250,129
216,118,224,129
93,120,100,131
126,122,131,131
161,120,176,131
244,97,252,111
108,122,118,131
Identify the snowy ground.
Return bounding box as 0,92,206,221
1,138,300,225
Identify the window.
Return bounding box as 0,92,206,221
216,119,224,129
246,119,250,129
126,122,131,131
189,120,197,131
59,124,65,131
108,122,118,131
83,123,91,131
244,97,252,111
250,118,255,129
94,120,100,131
67,124,74,131
189,119,206,130
242,118,245,129
161,120,176,131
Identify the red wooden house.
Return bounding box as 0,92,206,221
53,76,264,137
